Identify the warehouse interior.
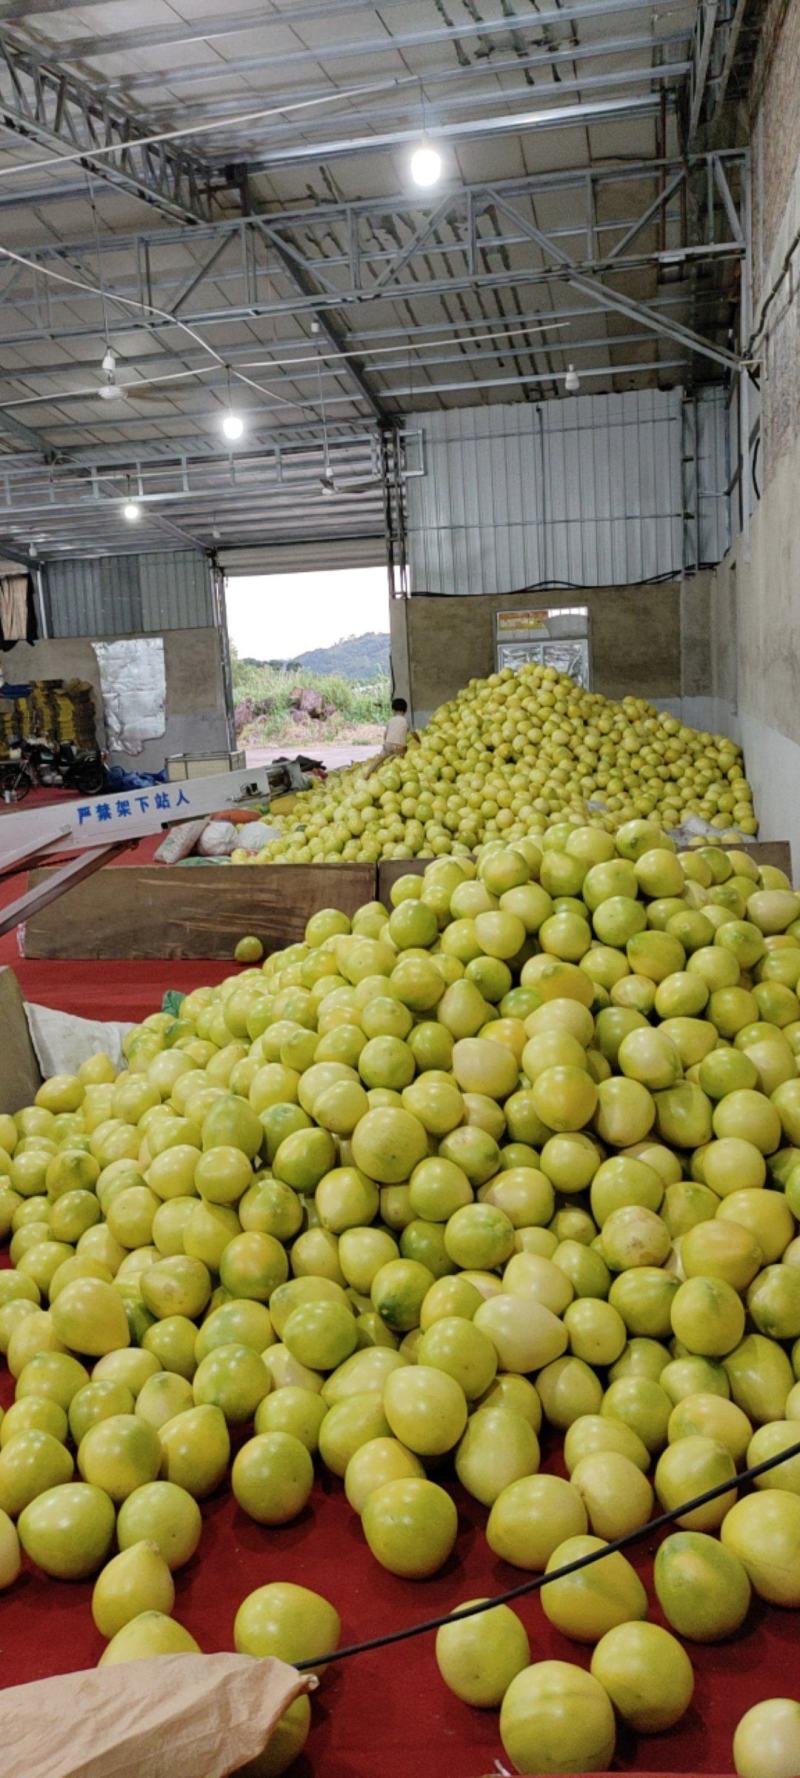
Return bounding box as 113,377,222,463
2,1,800,1774
0,0,795,866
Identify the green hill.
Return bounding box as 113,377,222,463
289,631,390,679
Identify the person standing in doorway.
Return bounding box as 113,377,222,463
365,696,417,775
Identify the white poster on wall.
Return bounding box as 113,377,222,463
93,637,166,755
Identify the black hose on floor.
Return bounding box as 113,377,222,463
293,1432,800,1670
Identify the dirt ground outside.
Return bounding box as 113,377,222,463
245,741,381,771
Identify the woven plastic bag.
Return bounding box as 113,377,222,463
2,1651,311,1778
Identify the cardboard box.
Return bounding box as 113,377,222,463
167,751,245,781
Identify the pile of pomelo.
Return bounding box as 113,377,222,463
3,820,800,1776
249,662,756,865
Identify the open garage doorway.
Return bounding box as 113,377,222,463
223,563,390,771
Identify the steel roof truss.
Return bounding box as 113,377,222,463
0,34,221,222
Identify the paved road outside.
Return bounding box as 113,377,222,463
246,742,380,771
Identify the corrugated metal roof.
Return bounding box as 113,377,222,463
0,0,747,558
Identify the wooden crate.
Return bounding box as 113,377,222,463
737,841,792,875
20,838,795,962
377,843,792,900
23,863,376,960
377,858,431,902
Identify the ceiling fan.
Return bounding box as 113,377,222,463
98,377,177,405
97,350,192,404
319,470,383,498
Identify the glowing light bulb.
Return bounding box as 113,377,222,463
410,140,443,188
123,500,141,522
221,411,245,440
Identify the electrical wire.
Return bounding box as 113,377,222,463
418,567,714,596
86,174,113,362
0,240,311,415
0,78,402,182
0,322,572,410
292,1432,800,1671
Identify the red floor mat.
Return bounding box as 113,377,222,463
0,1340,786,1778
0,836,232,1016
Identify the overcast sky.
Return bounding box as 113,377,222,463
225,567,388,659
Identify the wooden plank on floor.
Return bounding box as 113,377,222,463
23,862,377,960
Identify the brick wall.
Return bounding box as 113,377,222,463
750,0,800,470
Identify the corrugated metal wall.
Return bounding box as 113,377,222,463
220,538,384,575
682,387,730,569
44,550,213,638
405,389,728,595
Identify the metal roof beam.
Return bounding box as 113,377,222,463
688,0,721,139
0,40,390,427
0,400,58,453
124,29,692,136
244,88,683,173
200,59,692,160
2,156,745,255
0,423,383,477
0,159,744,382
0,0,417,36
0,33,223,222
244,201,390,426
487,187,742,372
3,329,692,424
0,294,729,389
22,30,693,119
0,178,91,207
0,241,741,352
99,0,692,94
385,358,686,396
0,536,40,566
0,159,746,443
711,0,751,122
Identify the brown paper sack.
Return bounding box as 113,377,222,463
2,1651,313,1778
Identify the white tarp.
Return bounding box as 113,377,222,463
93,637,166,756
25,1002,132,1076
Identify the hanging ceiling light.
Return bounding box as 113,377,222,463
410,139,443,188
220,366,245,441
98,380,125,400
564,363,581,394
123,500,141,522
411,77,442,189
101,346,116,375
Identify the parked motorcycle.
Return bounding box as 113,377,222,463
0,735,106,802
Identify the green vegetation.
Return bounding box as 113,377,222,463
232,653,391,745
